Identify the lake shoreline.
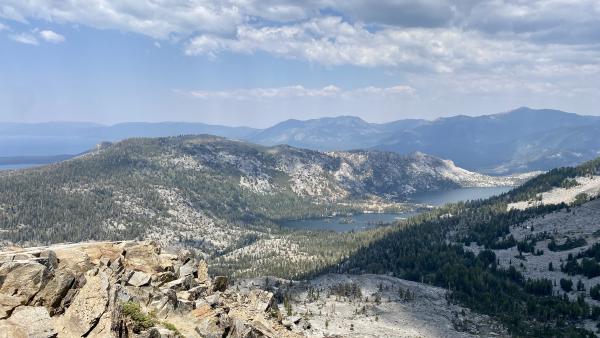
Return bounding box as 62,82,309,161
280,186,515,232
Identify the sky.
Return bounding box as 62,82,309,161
0,0,599,128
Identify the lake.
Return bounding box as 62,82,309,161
0,164,40,171
280,186,514,232
281,210,421,232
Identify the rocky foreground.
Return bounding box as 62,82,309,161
0,241,507,338
0,241,300,338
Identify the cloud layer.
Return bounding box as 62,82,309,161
1,1,598,68
184,84,416,100
1,0,599,114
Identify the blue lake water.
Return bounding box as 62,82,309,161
0,164,40,171
281,210,422,232
281,186,513,232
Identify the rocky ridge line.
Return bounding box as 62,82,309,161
0,241,303,338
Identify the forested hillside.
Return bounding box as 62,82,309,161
334,157,600,336
0,135,525,248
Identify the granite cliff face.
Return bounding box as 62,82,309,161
0,241,299,338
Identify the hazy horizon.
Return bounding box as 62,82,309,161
0,106,594,128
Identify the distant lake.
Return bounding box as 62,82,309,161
281,211,421,232
281,186,513,232
410,186,513,206
0,164,39,171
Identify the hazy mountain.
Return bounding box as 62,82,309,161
248,116,427,151
252,107,600,173
373,107,600,173
245,107,600,173
4,107,600,173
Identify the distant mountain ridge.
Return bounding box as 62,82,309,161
249,107,600,173
3,107,600,173
371,108,600,173
247,116,428,151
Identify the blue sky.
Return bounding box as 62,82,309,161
0,1,599,127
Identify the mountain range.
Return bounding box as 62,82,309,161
248,107,600,173
3,107,600,173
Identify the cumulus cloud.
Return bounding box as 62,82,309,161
185,17,437,67
1,1,582,78
1,0,599,100
184,16,546,73
184,84,415,100
1,0,598,47
9,32,38,45
0,0,243,39
39,30,65,43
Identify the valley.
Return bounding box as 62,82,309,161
0,135,528,249
4,1,599,336
1,135,600,337
0,135,530,286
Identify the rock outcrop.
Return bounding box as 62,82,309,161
0,241,303,338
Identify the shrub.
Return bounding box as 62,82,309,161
560,278,573,292
162,322,182,337
573,193,589,205
121,302,155,331
590,285,600,301
548,237,587,252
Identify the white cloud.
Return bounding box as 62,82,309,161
353,85,416,96
184,16,538,71
1,2,598,63
0,0,243,39
39,30,65,43
1,0,599,102
9,32,38,45
183,84,415,100
2,1,598,46
187,85,341,100
0,22,7,31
